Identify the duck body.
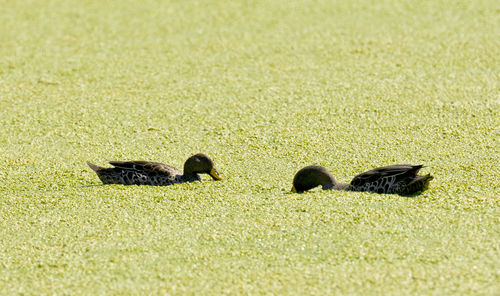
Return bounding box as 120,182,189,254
87,153,222,186
292,164,433,195
348,164,433,195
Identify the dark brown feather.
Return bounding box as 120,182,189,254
108,161,181,176
350,165,422,187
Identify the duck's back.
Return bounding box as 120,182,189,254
348,164,432,195
88,161,184,186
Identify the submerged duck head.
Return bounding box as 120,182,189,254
184,153,223,180
292,165,346,193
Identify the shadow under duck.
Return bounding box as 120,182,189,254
291,164,433,195
87,153,223,186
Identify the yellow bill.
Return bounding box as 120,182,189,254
210,167,223,181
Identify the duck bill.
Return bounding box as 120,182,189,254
209,167,223,181
291,185,297,193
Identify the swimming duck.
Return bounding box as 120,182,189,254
87,153,223,186
291,164,433,195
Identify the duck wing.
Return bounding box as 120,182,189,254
350,164,423,188
108,161,181,176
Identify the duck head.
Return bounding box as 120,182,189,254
184,153,223,180
291,165,341,193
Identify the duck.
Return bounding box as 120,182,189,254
87,153,223,186
291,164,433,195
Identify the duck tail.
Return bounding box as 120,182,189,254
410,164,424,174
409,173,434,189
422,174,434,189
87,162,103,172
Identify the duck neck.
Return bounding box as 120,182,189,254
334,182,350,190
181,172,201,182
323,180,349,191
